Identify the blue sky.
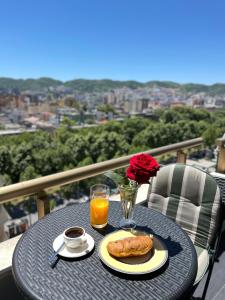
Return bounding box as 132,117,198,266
0,0,224,84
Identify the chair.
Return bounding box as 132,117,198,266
147,163,224,299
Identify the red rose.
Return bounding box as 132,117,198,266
126,153,160,184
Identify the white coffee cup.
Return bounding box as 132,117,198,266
63,226,87,249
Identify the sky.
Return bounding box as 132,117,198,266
0,0,225,84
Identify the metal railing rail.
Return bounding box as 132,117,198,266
0,137,204,218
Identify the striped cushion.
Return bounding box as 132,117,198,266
148,164,221,249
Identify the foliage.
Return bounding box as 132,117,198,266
97,104,116,114
61,116,76,127
1,108,225,193
203,126,221,146
159,107,211,123
20,165,40,181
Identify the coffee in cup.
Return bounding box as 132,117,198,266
63,226,87,249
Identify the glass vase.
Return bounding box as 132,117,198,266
119,185,138,229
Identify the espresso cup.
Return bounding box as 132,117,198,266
63,226,87,249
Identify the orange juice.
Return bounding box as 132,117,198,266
90,197,109,228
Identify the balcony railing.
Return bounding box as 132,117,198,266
0,137,207,219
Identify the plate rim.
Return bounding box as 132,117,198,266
53,233,95,258
98,230,168,275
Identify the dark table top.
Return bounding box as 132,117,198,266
12,201,197,300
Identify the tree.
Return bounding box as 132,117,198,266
122,117,150,144
89,132,129,162
65,135,89,165
173,107,211,121
78,157,94,167
0,146,12,174
97,104,116,114
161,109,181,123
203,126,221,147
61,116,76,127
19,165,39,181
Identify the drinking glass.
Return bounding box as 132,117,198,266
90,184,110,229
119,185,138,229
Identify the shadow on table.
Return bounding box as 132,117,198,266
93,223,120,236
59,246,95,264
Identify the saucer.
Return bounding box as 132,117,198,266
53,233,95,258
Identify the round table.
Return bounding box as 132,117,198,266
12,202,197,300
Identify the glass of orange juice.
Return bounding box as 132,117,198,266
90,184,109,229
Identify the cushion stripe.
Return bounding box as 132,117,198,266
176,168,206,244
194,173,217,249
176,167,198,242
166,164,185,220
149,194,169,214
148,165,173,213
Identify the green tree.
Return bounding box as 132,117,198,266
122,117,150,144
20,165,39,181
0,146,12,174
90,132,129,162
61,116,76,127
97,104,116,114
65,135,89,165
203,126,221,146
161,109,181,123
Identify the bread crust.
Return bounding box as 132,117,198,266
107,235,153,258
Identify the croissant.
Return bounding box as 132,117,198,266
107,235,153,258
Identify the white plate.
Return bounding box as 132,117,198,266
53,233,95,258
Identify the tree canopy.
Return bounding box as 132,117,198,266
0,107,224,188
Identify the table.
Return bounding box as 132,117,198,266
12,202,197,300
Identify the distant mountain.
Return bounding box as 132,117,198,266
0,77,62,91
145,81,180,89
64,79,143,92
180,83,225,95
0,77,225,95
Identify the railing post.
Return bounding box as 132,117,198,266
36,191,50,219
176,150,187,164
216,138,225,173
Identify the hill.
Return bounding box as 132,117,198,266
1,77,225,95
64,79,143,92
0,77,62,91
